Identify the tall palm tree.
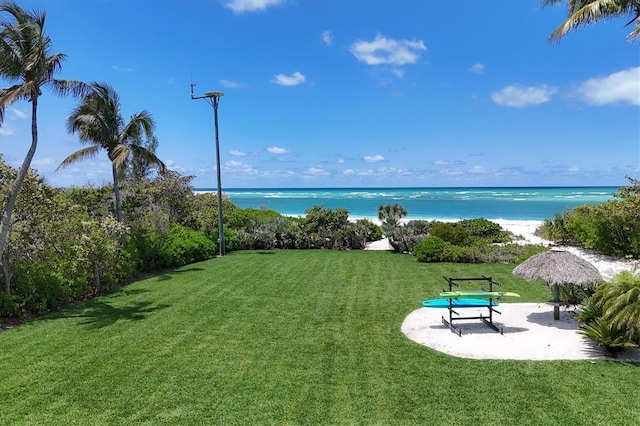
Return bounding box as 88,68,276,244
542,0,640,42
0,1,87,277
58,82,166,222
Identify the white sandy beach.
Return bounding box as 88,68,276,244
360,217,640,361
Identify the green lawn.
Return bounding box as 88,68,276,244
1,250,638,425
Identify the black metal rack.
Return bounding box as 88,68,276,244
441,276,503,336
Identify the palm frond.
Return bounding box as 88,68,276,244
56,145,102,170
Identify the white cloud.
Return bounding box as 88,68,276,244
321,30,333,46
224,0,284,13
9,107,27,119
364,155,385,163
469,63,485,74
225,160,258,175
572,66,640,106
229,149,248,156
267,146,291,155
349,34,426,66
31,158,53,166
220,79,247,89
272,71,306,86
0,125,15,135
306,166,329,176
491,84,558,108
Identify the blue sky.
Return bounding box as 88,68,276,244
1,0,638,189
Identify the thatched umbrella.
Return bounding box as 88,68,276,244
513,249,604,320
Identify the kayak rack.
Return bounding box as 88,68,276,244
441,276,503,336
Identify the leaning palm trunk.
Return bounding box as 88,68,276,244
0,97,38,291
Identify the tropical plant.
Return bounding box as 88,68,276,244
592,270,640,341
377,203,407,238
58,82,166,221
0,1,86,278
542,0,640,42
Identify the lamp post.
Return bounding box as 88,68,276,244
191,84,225,256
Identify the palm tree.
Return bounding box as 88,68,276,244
377,203,408,237
542,0,640,42
57,82,166,222
0,1,87,279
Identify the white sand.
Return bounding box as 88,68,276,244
359,217,640,360
402,303,640,361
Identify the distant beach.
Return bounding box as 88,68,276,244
196,186,618,222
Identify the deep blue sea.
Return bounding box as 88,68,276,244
195,187,619,221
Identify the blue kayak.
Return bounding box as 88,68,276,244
422,298,499,308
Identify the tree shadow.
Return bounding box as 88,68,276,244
71,299,170,330
154,267,205,282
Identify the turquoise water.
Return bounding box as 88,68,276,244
196,187,618,221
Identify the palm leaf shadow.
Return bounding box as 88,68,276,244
72,299,170,329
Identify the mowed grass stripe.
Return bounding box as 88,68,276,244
1,250,639,425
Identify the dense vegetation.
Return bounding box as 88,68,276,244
540,178,640,258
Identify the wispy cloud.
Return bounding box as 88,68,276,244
571,66,640,106
321,30,333,46
271,71,306,86
364,155,385,163
224,0,284,13
306,166,330,176
229,149,249,156
469,63,485,74
112,65,134,73
349,34,426,66
220,79,248,89
491,84,558,107
267,146,291,155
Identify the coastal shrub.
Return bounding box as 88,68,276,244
413,236,449,262
356,219,383,242
389,220,432,253
429,222,470,246
459,218,510,243
591,271,640,342
540,178,640,258
159,224,216,268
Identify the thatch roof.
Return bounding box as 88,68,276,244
513,249,604,287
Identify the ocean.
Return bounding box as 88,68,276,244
195,187,619,222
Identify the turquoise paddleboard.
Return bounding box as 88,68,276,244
422,298,499,308
439,291,520,300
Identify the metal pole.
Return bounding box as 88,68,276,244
213,96,225,256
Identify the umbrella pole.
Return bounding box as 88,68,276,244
552,285,560,320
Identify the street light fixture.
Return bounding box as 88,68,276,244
191,84,226,256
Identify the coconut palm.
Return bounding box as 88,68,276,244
58,82,166,222
542,0,640,42
0,1,87,278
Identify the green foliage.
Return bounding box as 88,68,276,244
591,270,640,342
429,222,470,245
578,317,635,351
356,218,383,242
413,236,449,262
158,224,216,268
540,177,640,258
459,218,511,243
0,292,19,317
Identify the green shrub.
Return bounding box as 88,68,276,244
413,236,449,262
429,222,470,246
160,224,216,268
0,293,19,317
459,218,510,243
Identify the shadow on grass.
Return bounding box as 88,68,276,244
72,300,170,330
154,267,205,282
